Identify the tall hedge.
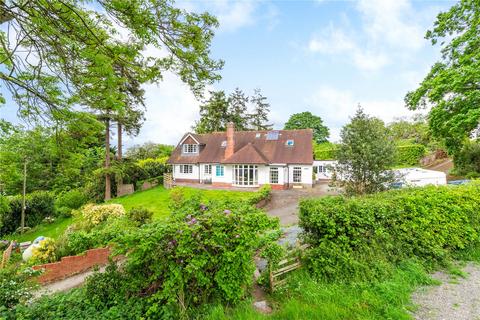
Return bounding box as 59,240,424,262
299,183,480,282
0,191,55,236
314,142,338,160
395,143,426,166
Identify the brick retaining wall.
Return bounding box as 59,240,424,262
33,247,110,284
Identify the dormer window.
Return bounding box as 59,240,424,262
182,144,198,154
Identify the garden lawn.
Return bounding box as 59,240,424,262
5,217,74,243
110,186,252,220
4,186,253,243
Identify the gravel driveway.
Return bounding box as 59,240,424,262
412,263,480,320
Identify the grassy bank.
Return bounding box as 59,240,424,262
203,260,435,320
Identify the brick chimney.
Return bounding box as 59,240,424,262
225,122,235,159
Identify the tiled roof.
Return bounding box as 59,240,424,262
168,129,313,165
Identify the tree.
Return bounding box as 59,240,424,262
333,108,396,196
125,143,174,160
0,1,222,122
0,1,223,200
228,88,249,131
386,114,435,148
405,0,480,155
249,88,273,131
194,90,230,133
284,111,329,143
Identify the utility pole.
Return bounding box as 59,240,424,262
20,158,27,233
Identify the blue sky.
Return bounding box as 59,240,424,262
0,0,457,146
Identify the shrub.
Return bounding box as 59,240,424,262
453,140,480,176
127,207,153,226
314,142,338,160
0,267,38,309
56,189,88,211
248,184,272,205
77,203,125,229
0,196,10,233
31,238,57,265
1,191,55,236
112,199,279,318
395,143,426,166
299,183,480,282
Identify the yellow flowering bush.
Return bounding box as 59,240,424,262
31,238,57,264
79,204,126,229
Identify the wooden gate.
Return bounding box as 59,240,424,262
164,173,174,189
269,244,307,291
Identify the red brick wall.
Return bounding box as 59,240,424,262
175,178,199,183
266,184,287,190
212,182,232,188
33,248,110,284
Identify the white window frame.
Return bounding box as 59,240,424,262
233,165,258,186
205,164,212,175
293,166,302,183
182,144,198,154
179,164,193,174
269,167,279,184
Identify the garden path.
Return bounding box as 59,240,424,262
412,263,480,320
265,181,335,226
33,265,107,298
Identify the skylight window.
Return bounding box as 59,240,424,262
266,131,279,140
255,133,261,138
221,140,227,147
286,139,294,146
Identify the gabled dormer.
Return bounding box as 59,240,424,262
179,133,200,155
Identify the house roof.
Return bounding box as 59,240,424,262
168,129,313,165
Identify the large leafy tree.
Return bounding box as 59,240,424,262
0,0,222,200
284,111,329,143
405,0,480,155
333,108,396,196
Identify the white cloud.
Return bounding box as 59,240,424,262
308,27,355,54
357,0,424,50
306,0,430,72
306,86,416,141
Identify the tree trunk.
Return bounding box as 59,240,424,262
116,121,123,190
117,122,122,161
20,159,27,233
105,117,111,201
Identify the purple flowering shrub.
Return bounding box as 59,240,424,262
113,198,280,318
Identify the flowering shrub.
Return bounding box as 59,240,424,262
31,238,57,265
77,204,125,229
0,267,39,309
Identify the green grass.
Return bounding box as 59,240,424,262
110,186,252,220
203,260,435,320
4,186,252,243
5,217,74,243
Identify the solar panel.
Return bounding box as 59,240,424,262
266,131,279,140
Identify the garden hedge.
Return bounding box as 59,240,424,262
0,191,56,236
300,183,480,282
395,143,426,166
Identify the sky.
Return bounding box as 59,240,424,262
0,0,457,147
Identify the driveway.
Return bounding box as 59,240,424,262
265,181,336,226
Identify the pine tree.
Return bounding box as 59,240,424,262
249,88,273,131
194,91,230,133
228,88,249,131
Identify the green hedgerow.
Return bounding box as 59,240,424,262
300,183,480,282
